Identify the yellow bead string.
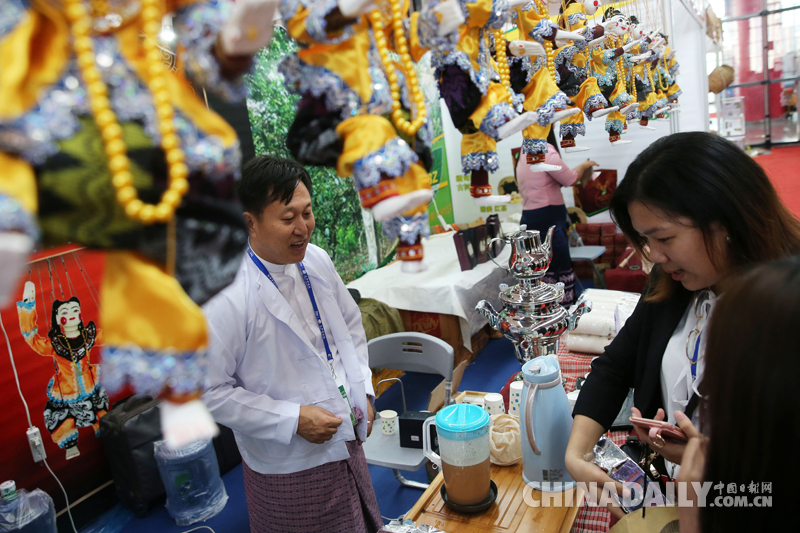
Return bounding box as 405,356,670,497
369,0,427,137
628,42,637,102
657,57,668,91
658,57,669,91
63,0,189,225
534,0,557,83
646,62,656,92
620,36,642,102
493,30,514,105
609,36,627,96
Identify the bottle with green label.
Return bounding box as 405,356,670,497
0,480,56,532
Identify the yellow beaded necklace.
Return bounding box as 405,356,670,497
646,61,656,91
627,40,637,102
64,0,189,225
493,30,514,105
657,57,669,90
533,0,557,84
368,0,427,137
607,35,627,95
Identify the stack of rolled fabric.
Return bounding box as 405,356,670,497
565,289,640,354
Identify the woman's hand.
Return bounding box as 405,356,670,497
565,415,627,519
565,450,628,519
576,160,598,186
630,407,695,464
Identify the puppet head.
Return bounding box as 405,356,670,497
49,297,83,338
604,8,628,36
582,0,600,16
629,15,647,40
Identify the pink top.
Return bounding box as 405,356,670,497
516,144,579,210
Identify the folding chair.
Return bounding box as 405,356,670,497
363,332,454,489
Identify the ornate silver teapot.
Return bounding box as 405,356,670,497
476,225,592,365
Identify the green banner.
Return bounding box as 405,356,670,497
427,135,454,230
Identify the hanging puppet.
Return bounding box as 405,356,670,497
661,36,682,105
587,7,642,145
504,0,583,170
18,281,109,459
553,0,617,152
0,0,280,448
430,0,564,202
627,16,668,129
279,0,464,269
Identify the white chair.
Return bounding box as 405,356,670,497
363,332,455,489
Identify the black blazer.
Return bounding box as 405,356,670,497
572,280,694,430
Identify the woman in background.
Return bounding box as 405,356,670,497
677,256,800,532
515,129,596,305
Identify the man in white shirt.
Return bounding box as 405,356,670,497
203,156,381,533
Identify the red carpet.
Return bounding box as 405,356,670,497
755,145,800,217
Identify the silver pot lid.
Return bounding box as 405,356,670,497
499,280,564,311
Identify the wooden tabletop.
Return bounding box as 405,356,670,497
406,462,582,533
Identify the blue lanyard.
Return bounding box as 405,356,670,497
247,247,336,371
691,332,701,381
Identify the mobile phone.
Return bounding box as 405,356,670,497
629,416,688,443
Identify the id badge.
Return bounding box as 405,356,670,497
333,372,358,426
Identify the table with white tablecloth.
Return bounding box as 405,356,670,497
347,229,515,352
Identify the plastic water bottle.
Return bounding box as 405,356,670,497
0,481,56,533
153,439,228,526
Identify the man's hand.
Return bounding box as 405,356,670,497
297,405,343,444
366,398,375,438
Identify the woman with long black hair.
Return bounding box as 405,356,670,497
565,132,800,524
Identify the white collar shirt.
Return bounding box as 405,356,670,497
660,289,717,475
202,244,374,475
255,256,351,401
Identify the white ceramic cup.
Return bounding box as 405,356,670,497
509,381,523,417
484,393,505,416
379,410,398,435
